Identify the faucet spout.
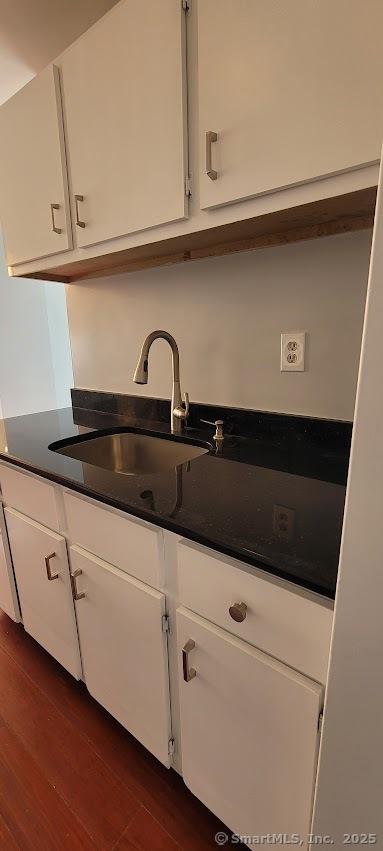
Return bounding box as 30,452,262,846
133,331,188,434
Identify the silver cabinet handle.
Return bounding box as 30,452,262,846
229,601,247,623
45,552,59,581
74,194,86,228
206,130,218,180
71,568,85,601
50,203,62,234
182,639,196,682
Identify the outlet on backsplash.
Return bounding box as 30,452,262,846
273,505,295,542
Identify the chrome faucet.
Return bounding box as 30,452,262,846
133,331,189,434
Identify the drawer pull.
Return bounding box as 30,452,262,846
182,639,196,682
71,569,85,601
229,601,247,623
45,552,59,581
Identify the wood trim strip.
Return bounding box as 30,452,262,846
16,187,376,285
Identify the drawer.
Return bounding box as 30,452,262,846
0,463,60,531
64,491,163,588
177,540,333,683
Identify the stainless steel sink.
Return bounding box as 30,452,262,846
52,431,210,475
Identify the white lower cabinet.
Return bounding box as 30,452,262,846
177,606,323,849
4,508,81,678
0,506,20,622
69,546,172,766
0,466,330,833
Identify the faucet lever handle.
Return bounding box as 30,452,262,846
174,392,190,422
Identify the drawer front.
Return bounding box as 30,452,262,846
64,491,163,588
177,540,333,683
0,463,59,531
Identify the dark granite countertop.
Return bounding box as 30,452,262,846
0,396,351,599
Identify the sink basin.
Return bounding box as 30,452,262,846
51,430,210,475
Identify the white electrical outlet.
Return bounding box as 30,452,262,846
273,505,295,542
280,331,306,372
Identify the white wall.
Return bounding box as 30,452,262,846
66,229,371,421
312,161,383,851
44,283,74,409
0,237,73,418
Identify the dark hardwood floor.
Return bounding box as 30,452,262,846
0,611,239,850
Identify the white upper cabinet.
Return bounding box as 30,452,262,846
198,0,383,210
0,66,72,266
60,0,188,249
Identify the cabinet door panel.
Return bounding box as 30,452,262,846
0,507,20,622
5,509,81,677
0,65,71,265
198,0,383,210
61,0,188,248
70,546,171,766
177,606,323,847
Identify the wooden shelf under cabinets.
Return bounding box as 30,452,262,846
20,187,377,284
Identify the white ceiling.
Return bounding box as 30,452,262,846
0,0,118,104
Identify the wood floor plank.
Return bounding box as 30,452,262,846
0,614,242,850
0,812,19,851
0,723,96,850
114,807,179,850
0,638,140,850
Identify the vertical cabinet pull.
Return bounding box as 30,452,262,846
71,569,85,601
205,130,218,180
182,639,196,682
50,203,62,234
45,552,59,581
74,194,86,228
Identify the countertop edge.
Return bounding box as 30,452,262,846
0,450,336,602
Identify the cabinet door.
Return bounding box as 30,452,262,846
0,66,72,265
70,546,171,766
61,0,188,249
177,606,323,847
0,507,20,622
198,0,383,210
4,509,81,678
